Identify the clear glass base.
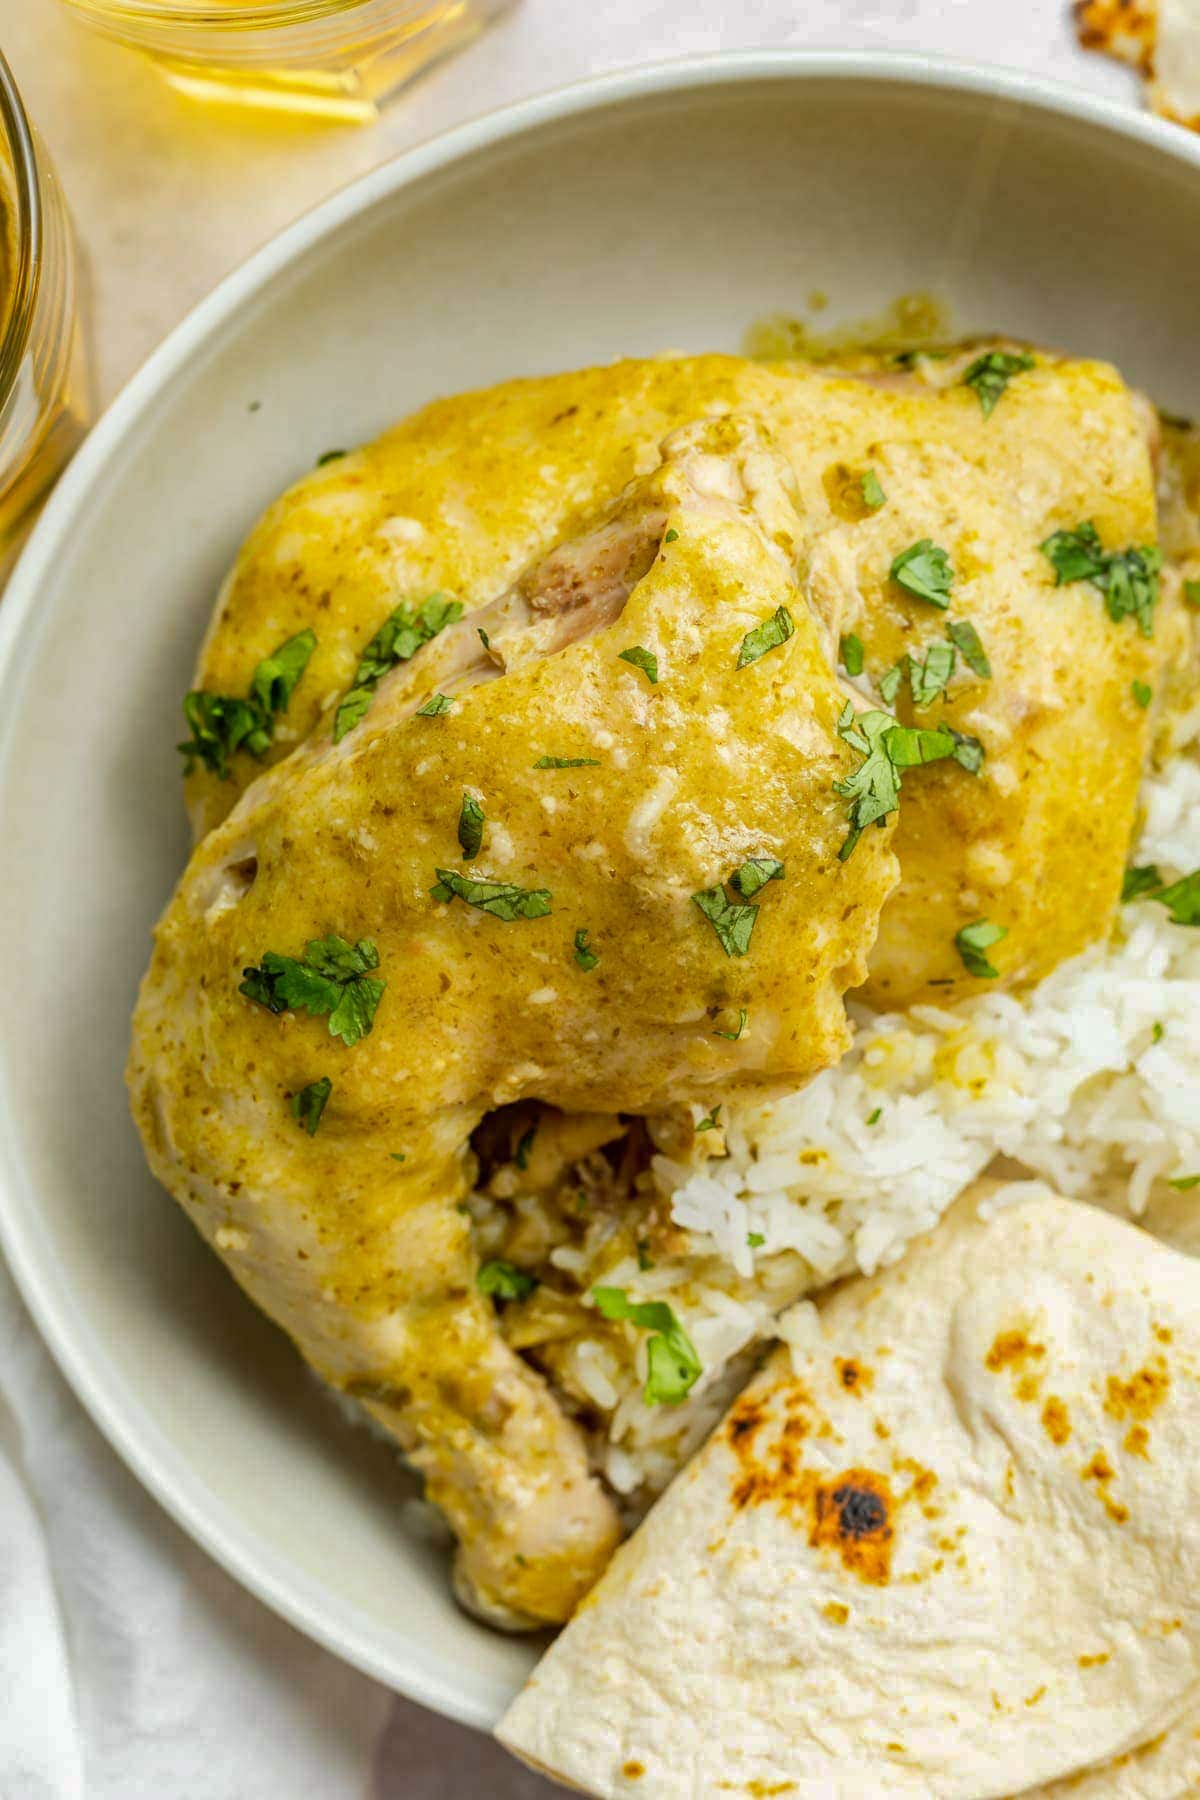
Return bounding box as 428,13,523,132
65,2,511,123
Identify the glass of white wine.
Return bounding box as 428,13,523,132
0,52,90,568
59,0,515,121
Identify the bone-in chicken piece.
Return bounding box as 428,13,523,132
129,419,898,1627
184,349,1172,1006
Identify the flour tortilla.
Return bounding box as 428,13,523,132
497,1184,1200,1798
1154,0,1200,124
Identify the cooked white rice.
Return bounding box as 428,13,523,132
531,721,1200,1503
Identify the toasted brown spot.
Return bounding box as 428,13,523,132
1082,1449,1116,1484
1042,1397,1071,1445
810,1469,895,1586
986,1330,1046,1374
1154,1324,1173,1345
726,1395,769,1451
622,1761,645,1781
1124,1424,1150,1459
1079,1652,1111,1668
1025,1686,1047,1707
1104,1357,1169,1423
836,1357,874,1394
822,1601,850,1626
1073,0,1156,72
1016,1372,1042,1404
746,1785,796,1797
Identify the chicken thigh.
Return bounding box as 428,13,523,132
184,349,1173,1005
130,420,898,1627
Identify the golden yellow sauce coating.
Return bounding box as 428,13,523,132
188,348,1170,1005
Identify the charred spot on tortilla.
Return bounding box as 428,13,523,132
725,1394,770,1448
1042,1396,1072,1445
810,1470,895,1584
836,1356,874,1394
985,1328,1046,1374
1104,1356,1170,1422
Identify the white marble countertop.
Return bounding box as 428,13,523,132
0,5,1150,1797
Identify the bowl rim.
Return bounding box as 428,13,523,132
2,47,1199,1728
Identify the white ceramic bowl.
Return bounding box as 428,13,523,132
2,52,1199,1731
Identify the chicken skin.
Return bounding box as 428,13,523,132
129,420,898,1627
185,349,1172,1006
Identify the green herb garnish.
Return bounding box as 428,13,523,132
730,856,785,899
416,693,453,717
431,869,551,920
290,1076,332,1136
697,1106,721,1132
179,628,316,779
1132,680,1153,709
866,1107,882,1126
664,528,679,543
636,1239,655,1271
334,594,463,741
861,469,886,510
477,1260,537,1302
737,605,795,668
477,626,491,648
746,1231,766,1248
458,792,484,861
534,755,600,768
1153,870,1200,926
619,646,659,684
573,928,599,972
955,918,1008,979
316,448,347,466
946,619,991,678
1184,580,1200,610
840,632,865,677
834,704,982,859
961,350,1035,418
591,1287,702,1406
878,662,904,706
715,1009,747,1041
907,641,957,707
1122,864,1163,902
1169,1175,1200,1191
890,540,954,609
1040,522,1161,638
515,1123,536,1171
692,886,758,958
241,936,385,1047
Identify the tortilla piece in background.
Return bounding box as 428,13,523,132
497,1183,1200,1799
1076,0,1200,128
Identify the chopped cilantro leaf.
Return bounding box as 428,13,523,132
573,927,599,972
946,619,991,678
737,605,795,668
477,1260,537,1302
955,918,1007,978
1184,580,1200,610
637,1238,655,1271
840,632,865,677
316,448,346,465
697,1106,721,1132
692,886,758,958
431,868,551,920
334,594,463,741
1132,679,1153,709
866,1107,882,1125
890,540,954,609
715,1009,748,1041
962,350,1035,418
457,792,484,861
730,856,785,899
591,1287,702,1405
1040,522,1161,638
861,469,886,510
618,645,659,684
747,1231,766,1248
240,936,385,1047
1152,1022,1165,1044
390,1151,407,1162
664,528,679,543
514,1123,536,1171
835,705,982,860
1169,1174,1200,1191
179,627,316,779
878,661,904,706
250,629,317,719
534,755,600,768
907,641,956,707
290,1076,332,1136
1122,864,1163,902
477,626,491,648
1153,869,1200,926
416,692,453,716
